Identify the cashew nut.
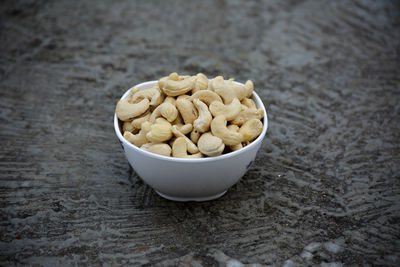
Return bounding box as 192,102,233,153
172,125,199,154
123,121,152,147
198,132,225,157
190,129,201,144
122,121,136,133
210,76,237,104
179,75,191,80
130,110,151,130
115,98,150,121
177,94,191,101
140,143,172,157
127,86,140,99
122,110,151,133
130,85,163,106
211,76,248,103
158,72,179,89
209,98,241,121
175,123,193,135
231,108,264,126
164,96,176,105
149,102,178,123
172,137,203,158
146,118,173,142
176,98,198,124
239,118,263,142
229,79,247,101
190,90,223,106
192,73,209,94
150,90,164,106
123,112,153,133
244,80,254,98
210,115,243,146
169,72,180,80
162,76,197,96
193,99,212,133
227,125,243,151
241,98,256,109
171,114,192,135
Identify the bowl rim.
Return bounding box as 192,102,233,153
114,80,268,163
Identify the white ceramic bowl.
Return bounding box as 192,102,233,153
114,80,268,201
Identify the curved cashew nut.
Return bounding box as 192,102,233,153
140,143,172,157
211,115,243,146
127,86,140,99
150,90,163,106
210,76,237,104
198,132,225,157
244,80,254,98
176,98,198,124
115,98,150,121
123,121,152,147
158,72,179,89
229,80,247,101
172,137,203,158
211,76,249,103
239,118,263,142
146,118,172,142
175,123,193,135
172,125,199,154
123,110,151,133
149,102,178,123
161,76,197,96
130,85,163,106
209,98,241,121
193,99,212,133
231,108,264,126
189,90,223,106
192,73,209,94
130,110,151,130
241,98,256,109
227,125,243,151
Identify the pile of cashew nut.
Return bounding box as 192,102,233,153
115,73,264,158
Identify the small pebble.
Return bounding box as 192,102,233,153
300,251,313,261
283,260,296,267
324,242,342,254
304,242,321,252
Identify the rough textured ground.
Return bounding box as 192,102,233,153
1,0,400,266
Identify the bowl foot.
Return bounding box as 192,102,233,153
155,190,227,202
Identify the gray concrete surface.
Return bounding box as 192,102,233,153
1,0,400,265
